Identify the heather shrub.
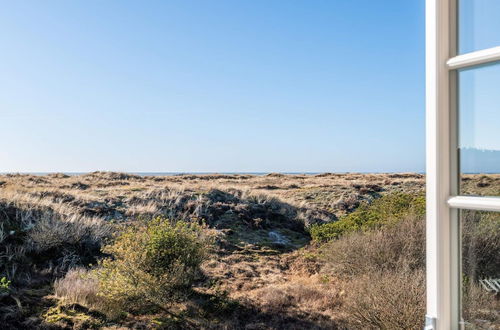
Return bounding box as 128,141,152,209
94,218,211,314
310,192,425,242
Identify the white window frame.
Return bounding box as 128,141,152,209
426,0,500,329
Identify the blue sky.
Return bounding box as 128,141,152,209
0,0,425,173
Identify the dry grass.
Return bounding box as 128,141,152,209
254,275,342,316
0,172,425,223
0,199,110,328
54,268,100,307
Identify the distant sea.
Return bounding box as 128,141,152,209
0,172,324,176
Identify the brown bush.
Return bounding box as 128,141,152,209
341,269,425,329
321,215,425,276
258,286,295,312
317,214,425,328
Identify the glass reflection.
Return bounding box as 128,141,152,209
459,0,500,54
459,62,500,196
461,210,500,328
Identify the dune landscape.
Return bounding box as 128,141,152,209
0,172,497,329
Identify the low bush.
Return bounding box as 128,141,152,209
94,218,212,314
341,269,425,329
321,215,424,276
316,212,425,328
310,192,425,242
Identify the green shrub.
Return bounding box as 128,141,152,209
0,277,10,292
94,218,211,314
310,193,425,242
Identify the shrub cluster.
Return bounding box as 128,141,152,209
320,215,426,329
93,218,211,314
342,269,425,329
310,192,425,242
321,215,425,276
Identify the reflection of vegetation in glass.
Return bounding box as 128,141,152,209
461,210,500,327
461,174,500,196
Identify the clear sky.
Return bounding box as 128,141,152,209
0,0,425,173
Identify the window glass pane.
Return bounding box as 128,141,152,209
459,0,500,54
461,210,500,328
459,62,500,196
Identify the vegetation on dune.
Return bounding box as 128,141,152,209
0,172,498,329
310,192,426,242
0,200,110,328
314,213,426,328
95,218,211,315
321,214,425,276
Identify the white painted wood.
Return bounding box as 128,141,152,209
426,0,459,328
448,196,500,212
428,1,500,329
447,46,500,69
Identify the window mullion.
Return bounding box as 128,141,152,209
448,196,500,212
447,45,500,69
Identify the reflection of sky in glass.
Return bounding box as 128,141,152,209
459,0,500,54
459,63,500,173
459,63,500,151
